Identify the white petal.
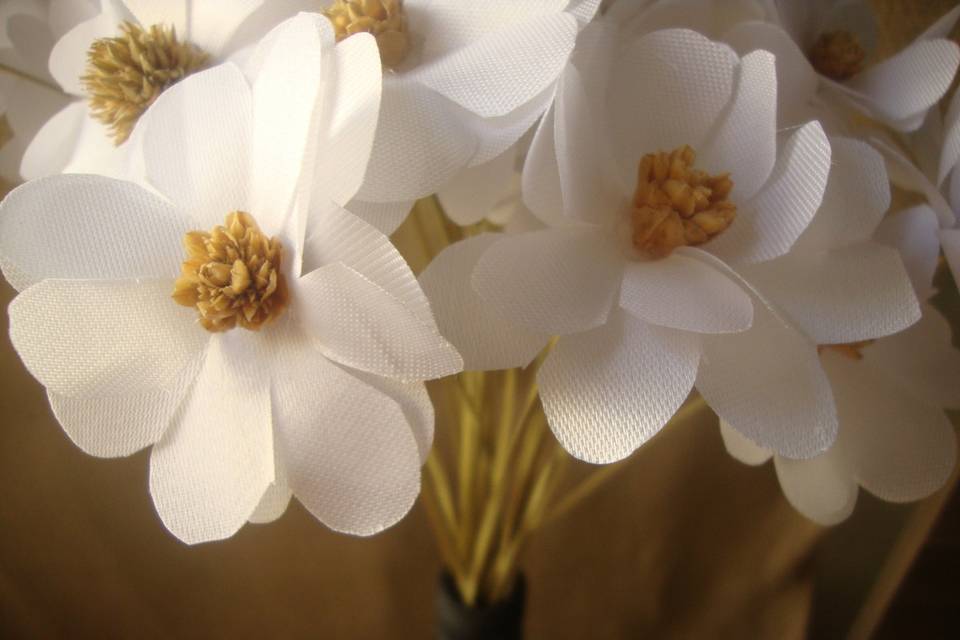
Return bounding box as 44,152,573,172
248,479,292,524
302,200,434,326
708,121,831,265
141,63,252,228
608,29,738,173
413,12,576,118
0,78,72,181
699,49,777,202
521,105,567,227
123,0,186,35
270,330,421,535
418,234,550,371
348,368,434,463
9,279,206,398
724,21,818,125
219,0,319,55
47,354,201,458
48,0,100,40
539,309,699,464
874,205,940,301
823,349,957,503
472,228,622,336
620,250,753,334
719,418,772,466
794,137,889,255
919,5,960,40
48,9,120,96
185,0,268,56
845,39,960,126
938,88,960,185
696,292,837,459
942,228,960,283
342,198,415,236
18,99,85,181
437,147,517,226
863,304,960,409
149,333,273,544
312,31,382,206
0,175,191,291
294,262,462,380
742,243,920,345
774,452,858,526
61,111,129,178
872,136,955,227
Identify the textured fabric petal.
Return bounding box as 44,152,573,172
539,309,699,464
295,262,462,380
696,289,837,459
419,234,550,371
938,88,960,185
521,105,567,227
823,349,957,504
608,29,738,174
312,32,382,207
874,205,940,301
472,228,623,336
438,146,517,226
248,478,292,525
0,174,191,291
620,251,753,334
774,451,858,526
48,0,100,40
342,198,415,236
719,418,772,466
708,121,830,265
48,9,120,95
141,63,252,228
185,0,267,57
149,332,273,544
18,99,85,181
699,50,778,202
270,330,421,535
845,39,960,126
61,111,130,178
873,136,955,226
723,21,818,125
9,279,206,398
47,354,202,458
0,77,72,181
413,12,576,118
793,136,889,254
348,368,434,463
302,200,434,325
741,243,920,344
122,0,186,35
863,304,960,409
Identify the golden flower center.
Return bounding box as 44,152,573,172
809,30,865,81
172,212,289,333
82,22,208,145
819,340,875,360
631,145,736,259
324,0,410,69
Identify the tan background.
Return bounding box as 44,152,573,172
1,1,959,638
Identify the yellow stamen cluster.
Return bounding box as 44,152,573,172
820,340,875,361
82,22,208,144
324,0,409,69
172,212,289,333
809,30,866,81
631,145,736,259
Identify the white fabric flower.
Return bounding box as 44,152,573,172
0,14,460,544
16,0,314,181
421,24,877,465
720,302,960,525
340,0,601,235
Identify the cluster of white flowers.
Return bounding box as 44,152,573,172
0,0,958,542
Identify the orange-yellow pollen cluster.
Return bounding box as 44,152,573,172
631,145,736,259
819,340,875,361
809,30,866,81
324,0,409,68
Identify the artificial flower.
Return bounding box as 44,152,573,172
16,0,314,180
331,0,602,235
0,14,460,544
420,23,891,465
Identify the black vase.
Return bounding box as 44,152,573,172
435,572,526,640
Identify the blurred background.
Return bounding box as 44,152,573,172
1,0,959,637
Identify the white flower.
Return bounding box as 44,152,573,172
421,25,888,465
720,303,960,525
0,14,461,544
16,0,312,181
337,0,601,235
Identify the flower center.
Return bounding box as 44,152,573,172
172,212,289,333
324,0,409,69
819,340,875,360
808,30,865,81
82,22,208,145
630,145,736,259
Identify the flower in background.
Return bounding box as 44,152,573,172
420,23,915,466
12,0,315,180
0,14,460,544
329,0,601,235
